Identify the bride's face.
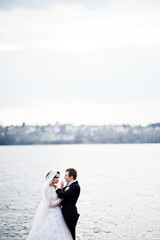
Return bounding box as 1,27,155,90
52,173,60,185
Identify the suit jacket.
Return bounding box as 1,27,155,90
56,181,80,220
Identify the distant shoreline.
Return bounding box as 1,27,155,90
0,122,160,145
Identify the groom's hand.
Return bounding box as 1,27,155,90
60,181,64,189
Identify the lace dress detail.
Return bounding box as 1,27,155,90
28,187,73,240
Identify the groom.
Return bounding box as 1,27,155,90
56,168,80,240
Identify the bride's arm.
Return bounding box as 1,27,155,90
50,198,63,207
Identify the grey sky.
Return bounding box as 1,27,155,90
0,0,110,10
0,0,160,126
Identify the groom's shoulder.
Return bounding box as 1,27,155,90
72,180,79,185
71,181,80,190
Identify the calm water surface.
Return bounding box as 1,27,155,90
0,144,160,240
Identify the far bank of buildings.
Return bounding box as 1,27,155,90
0,123,160,144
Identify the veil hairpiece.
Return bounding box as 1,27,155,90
43,170,57,190
45,170,57,181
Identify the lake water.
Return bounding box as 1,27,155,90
0,144,160,240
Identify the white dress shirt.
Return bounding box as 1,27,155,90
66,180,77,187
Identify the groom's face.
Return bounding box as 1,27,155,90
64,171,71,183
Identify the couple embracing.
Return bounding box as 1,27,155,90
27,168,80,240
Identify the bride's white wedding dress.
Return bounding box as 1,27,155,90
27,171,73,240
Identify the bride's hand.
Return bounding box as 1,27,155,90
49,204,54,208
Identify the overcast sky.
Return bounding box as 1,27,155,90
0,0,160,126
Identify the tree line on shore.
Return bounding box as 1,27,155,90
0,122,160,145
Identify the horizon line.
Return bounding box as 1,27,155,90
0,122,160,128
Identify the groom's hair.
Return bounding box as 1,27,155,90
66,168,77,180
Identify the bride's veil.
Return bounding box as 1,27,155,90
28,170,57,236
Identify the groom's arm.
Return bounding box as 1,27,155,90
56,185,79,199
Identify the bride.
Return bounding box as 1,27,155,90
27,170,73,240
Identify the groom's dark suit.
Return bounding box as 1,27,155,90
56,181,80,240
